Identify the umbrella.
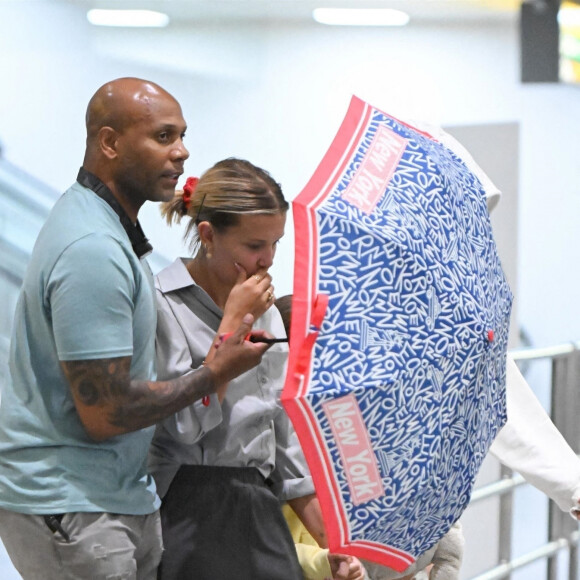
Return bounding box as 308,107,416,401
281,96,513,571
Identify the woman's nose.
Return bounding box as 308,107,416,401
258,248,276,269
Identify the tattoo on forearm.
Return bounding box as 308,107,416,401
62,358,214,433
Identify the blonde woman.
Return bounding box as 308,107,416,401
149,158,364,580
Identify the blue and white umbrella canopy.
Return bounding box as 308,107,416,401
282,96,513,571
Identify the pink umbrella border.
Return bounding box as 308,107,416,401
281,95,436,571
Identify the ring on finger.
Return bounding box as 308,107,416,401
253,274,261,282
266,290,273,302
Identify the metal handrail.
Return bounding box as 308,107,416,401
465,344,580,580
510,342,580,361
469,538,573,580
469,473,527,503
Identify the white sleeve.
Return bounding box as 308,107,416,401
490,355,580,515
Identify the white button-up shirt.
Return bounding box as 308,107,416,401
148,258,314,500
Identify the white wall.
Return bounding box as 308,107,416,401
2,2,578,349
1,1,579,577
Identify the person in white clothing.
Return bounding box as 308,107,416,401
436,124,580,519
422,119,580,518
369,121,580,580
283,121,580,580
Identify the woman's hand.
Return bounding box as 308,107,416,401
220,264,275,331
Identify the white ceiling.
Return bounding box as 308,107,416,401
60,0,522,25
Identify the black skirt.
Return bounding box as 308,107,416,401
158,465,304,580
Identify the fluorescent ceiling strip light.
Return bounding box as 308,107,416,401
313,8,410,26
87,9,170,28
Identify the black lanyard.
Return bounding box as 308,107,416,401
76,168,153,258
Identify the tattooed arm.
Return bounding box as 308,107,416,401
61,314,269,441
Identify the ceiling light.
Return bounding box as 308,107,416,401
313,8,410,27
87,9,170,28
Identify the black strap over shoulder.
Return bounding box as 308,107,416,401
76,167,153,258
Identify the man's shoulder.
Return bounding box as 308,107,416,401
48,182,118,232
36,185,130,259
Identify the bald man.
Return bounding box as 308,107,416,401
0,78,269,579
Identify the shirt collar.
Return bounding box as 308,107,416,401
76,167,153,258
156,258,196,294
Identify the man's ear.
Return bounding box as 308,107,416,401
98,126,119,160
